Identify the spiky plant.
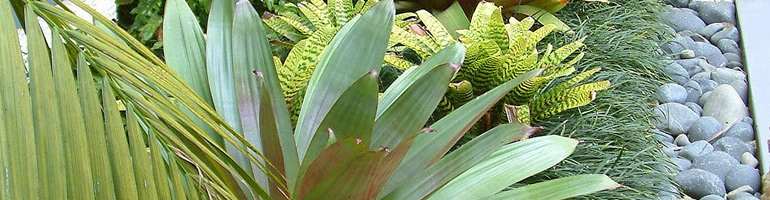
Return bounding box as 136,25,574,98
1,0,620,199
389,2,610,126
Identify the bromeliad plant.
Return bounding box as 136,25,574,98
264,0,609,128
390,2,611,126
1,0,619,199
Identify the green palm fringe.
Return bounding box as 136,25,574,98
516,0,679,199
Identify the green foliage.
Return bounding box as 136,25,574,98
2,0,619,199
392,2,610,126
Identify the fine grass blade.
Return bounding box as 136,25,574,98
0,1,38,199
294,0,394,163
380,123,540,199
233,0,300,192
428,135,578,199
385,68,543,189
370,63,457,150
483,174,621,200
51,28,96,199
26,6,68,199
77,54,116,200
163,0,222,146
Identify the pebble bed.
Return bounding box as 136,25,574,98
655,0,761,199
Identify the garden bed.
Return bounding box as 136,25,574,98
654,0,764,199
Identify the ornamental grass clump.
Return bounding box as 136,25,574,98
1,0,619,199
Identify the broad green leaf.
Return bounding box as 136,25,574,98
301,71,379,168
294,0,394,163
299,137,415,200
0,1,38,199
163,0,222,146
386,68,543,189
381,123,540,199
416,9,454,46
483,174,621,200
256,75,290,199
233,0,300,192
102,78,140,200
206,0,247,179
509,5,570,32
51,28,96,199
370,63,457,150
77,54,116,200
433,1,469,38
26,6,68,199
428,135,579,199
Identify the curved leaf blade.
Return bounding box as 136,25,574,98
371,63,458,150
483,174,621,200
294,0,395,163
381,123,540,199
428,135,579,199
385,68,543,189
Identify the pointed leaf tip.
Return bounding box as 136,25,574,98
450,62,462,71
421,126,434,133
369,69,379,77
356,138,363,144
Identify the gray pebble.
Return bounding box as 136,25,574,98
692,42,727,67
680,140,715,160
724,122,754,142
666,0,689,7
702,195,726,200
699,60,717,74
724,53,741,63
712,68,746,85
654,103,700,135
681,49,697,59
714,137,754,160
676,134,692,146
742,117,753,125
689,116,723,141
665,62,691,85
657,83,689,104
686,102,703,115
664,36,698,54
675,169,727,198
680,30,710,43
741,152,759,168
728,192,759,200
661,8,707,32
699,91,712,107
725,165,761,193
727,61,743,69
711,26,740,44
696,79,718,94
685,80,703,103
695,2,736,24
692,72,712,82
702,85,750,125
674,157,693,170
664,146,677,158
730,80,748,105
699,23,726,39
717,39,741,55
655,129,675,143
693,151,739,180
